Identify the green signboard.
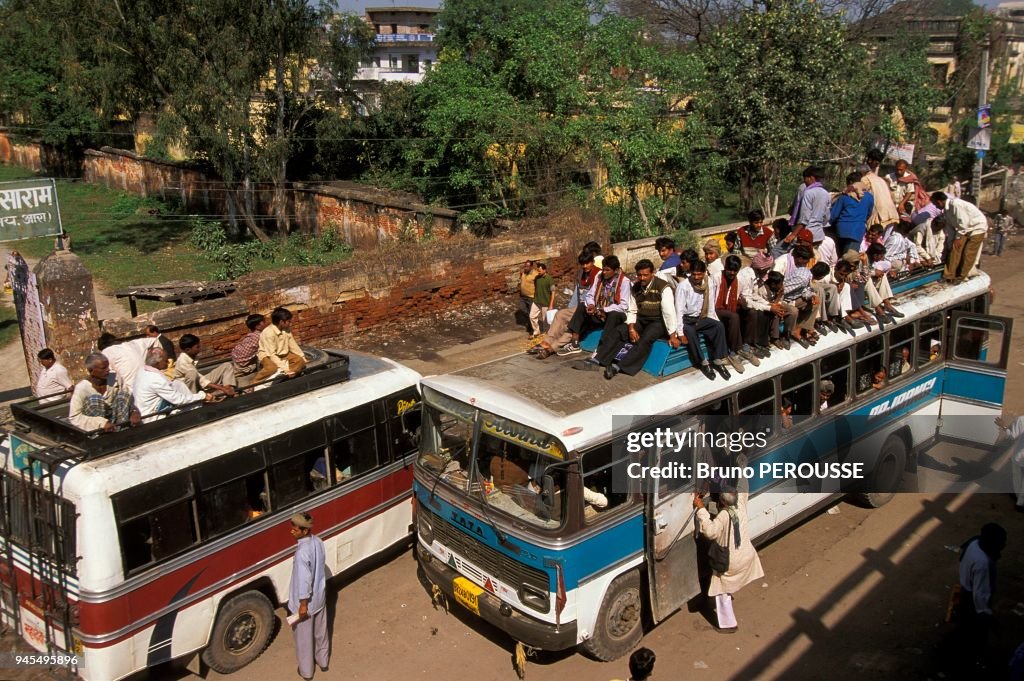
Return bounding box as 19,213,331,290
9,433,42,477
0,178,62,242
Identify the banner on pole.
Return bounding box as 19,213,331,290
977,105,992,129
967,127,991,151
0,178,62,242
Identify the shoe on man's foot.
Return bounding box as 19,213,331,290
712,362,731,380
727,354,745,373
604,364,619,380
319,666,329,673
698,362,716,381
738,348,761,367
757,345,771,359
772,339,787,351
557,341,582,356
887,307,904,318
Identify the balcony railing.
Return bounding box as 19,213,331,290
374,33,435,43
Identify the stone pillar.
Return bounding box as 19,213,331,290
33,252,99,385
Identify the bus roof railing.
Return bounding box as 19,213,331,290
9,348,351,461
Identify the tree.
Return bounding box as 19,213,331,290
407,0,718,234
701,0,861,216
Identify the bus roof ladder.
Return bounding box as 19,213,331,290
22,446,79,679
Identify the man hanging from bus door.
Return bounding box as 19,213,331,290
289,512,329,681
995,414,1024,513
693,457,764,633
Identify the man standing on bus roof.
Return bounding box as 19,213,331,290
253,307,307,383
288,512,329,681
693,463,763,634
931,191,987,283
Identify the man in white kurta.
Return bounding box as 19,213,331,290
694,466,764,631
996,414,1024,510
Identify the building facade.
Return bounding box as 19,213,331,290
354,6,439,110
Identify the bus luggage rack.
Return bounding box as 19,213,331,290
10,348,351,460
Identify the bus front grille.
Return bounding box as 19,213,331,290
423,508,549,594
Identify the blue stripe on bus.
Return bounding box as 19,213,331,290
941,366,1005,404
414,489,643,588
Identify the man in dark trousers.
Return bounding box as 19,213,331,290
596,259,676,380
954,522,1007,676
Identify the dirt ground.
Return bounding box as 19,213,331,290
3,242,1024,681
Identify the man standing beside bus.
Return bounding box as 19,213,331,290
288,512,329,681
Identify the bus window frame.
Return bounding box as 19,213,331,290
916,312,945,369
855,334,886,396
818,348,851,414
949,311,1013,369
886,323,917,383
580,443,635,525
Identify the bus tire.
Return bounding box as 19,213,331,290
202,591,276,674
580,570,644,661
853,435,907,508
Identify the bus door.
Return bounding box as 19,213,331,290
938,312,1013,446
644,419,703,623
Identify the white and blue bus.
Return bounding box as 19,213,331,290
412,271,1011,660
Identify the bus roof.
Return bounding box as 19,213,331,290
6,351,421,493
421,274,990,454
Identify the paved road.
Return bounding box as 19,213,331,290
4,244,1024,681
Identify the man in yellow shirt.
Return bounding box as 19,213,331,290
252,307,307,383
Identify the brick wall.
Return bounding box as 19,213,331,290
81,147,460,248
0,133,43,173
100,213,605,364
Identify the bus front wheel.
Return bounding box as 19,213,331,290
202,591,276,674
853,435,907,508
581,570,644,661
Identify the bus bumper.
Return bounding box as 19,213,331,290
417,543,577,651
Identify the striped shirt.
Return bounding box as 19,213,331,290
231,331,261,372
782,264,813,302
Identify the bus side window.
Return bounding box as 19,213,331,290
780,364,814,426
917,313,943,367
887,324,915,379
954,317,1007,366
736,379,775,451
326,404,380,482
267,422,331,506
819,349,850,410
196,447,268,538
856,336,884,395
386,389,421,462
114,471,197,574
581,444,630,522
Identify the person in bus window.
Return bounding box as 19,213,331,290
819,380,834,412
899,347,912,374
780,397,794,430
930,340,942,361
872,369,887,391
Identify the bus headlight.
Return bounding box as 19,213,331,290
417,509,434,545
518,583,550,613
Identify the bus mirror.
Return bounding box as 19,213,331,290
541,475,555,506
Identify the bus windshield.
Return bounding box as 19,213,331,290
418,389,567,529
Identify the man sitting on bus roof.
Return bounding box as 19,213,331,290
599,259,677,380
736,252,775,359
134,347,217,421
174,334,237,398
98,332,160,392
231,313,267,381
567,255,631,368
671,260,731,381
253,307,307,382
69,353,141,432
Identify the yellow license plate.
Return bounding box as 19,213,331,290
453,577,484,616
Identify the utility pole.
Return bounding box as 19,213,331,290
971,37,991,200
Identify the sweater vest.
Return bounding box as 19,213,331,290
635,278,669,319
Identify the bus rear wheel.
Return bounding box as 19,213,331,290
581,570,644,661
202,591,276,674
853,435,907,508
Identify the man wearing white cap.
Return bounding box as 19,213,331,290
288,512,329,680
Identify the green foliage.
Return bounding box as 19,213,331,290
189,218,352,280
702,0,860,216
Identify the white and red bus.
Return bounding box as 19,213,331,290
0,348,422,680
